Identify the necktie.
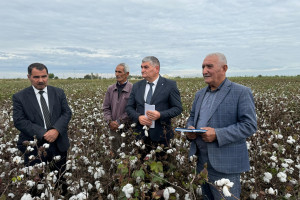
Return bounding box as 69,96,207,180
39,91,51,129
146,82,154,104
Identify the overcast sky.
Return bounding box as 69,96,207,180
1,0,299,79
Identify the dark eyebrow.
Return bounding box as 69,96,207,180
32,75,47,78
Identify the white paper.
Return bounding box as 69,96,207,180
145,103,155,128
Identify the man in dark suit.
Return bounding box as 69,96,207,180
186,53,257,199
13,63,72,195
126,56,182,157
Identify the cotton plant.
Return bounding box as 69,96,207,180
215,178,234,197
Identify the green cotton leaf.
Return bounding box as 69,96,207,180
132,169,145,179
150,161,163,173
129,156,137,161
117,163,129,175
11,177,17,183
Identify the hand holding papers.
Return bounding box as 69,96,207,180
145,103,155,128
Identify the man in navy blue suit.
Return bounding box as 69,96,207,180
13,63,72,196
126,56,182,157
186,53,257,199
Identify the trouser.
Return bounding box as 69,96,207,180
197,161,241,199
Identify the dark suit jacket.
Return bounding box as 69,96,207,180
126,76,182,143
13,85,72,153
187,78,257,174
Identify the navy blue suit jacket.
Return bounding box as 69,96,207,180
13,85,72,153
126,76,182,143
187,78,257,174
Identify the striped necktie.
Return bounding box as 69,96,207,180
39,91,51,129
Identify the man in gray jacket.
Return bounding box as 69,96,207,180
102,63,133,155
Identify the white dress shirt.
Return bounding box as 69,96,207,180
32,86,49,129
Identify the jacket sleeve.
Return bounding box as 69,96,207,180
13,94,46,140
125,84,141,123
102,87,113,122
215,87,257,147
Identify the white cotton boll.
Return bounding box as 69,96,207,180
270,156,277,162
109,136,115,140
156,146,163,151
163,187,176,200
196,185,202,196
13,156,22,164
295,164,300,170
285,193,292,198
26,180,35,188
222,186,231,197
144,129,148,137
26,146,34,152
37,183,44,190
284,159,294,164
118,124,125,129
266,187,277,195
107,194,115,200
43,143,50,149
263,172,272,183
131,123,137,127
273,143,279,148
250,193,258,199
290,179,297,185
53,155,61,161
281,163,289,168
184,193,191,200
277,172,287,182
20,193,33,200
28,155,35,160
166,149,173,154
8,193,15,198
136,176,141,184
141,145,145,149
122,184,134,198
121,143,125,148
121,132,126,137
287,136,295,144
276,134,283,139
77,192,88,200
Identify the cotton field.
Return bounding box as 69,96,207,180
0,77,299,199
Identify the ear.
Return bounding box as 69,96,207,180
223,65,228,72
27,74,30,79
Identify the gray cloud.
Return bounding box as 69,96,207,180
0,0,299,78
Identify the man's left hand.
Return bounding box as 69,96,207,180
200,127,216,142
146,110,160,121
44,129,59,143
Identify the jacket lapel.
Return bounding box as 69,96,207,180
139,80,147,103
193,88,207,125
47,86,54,117
26,87,44,121
151,76,165,104
207,79,231,121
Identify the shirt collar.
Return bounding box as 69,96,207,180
148,75,159,85
207,78,227,92
32,85,48,95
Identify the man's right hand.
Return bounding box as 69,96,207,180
109,121,119,131
138,115,152,126
186,126,197,140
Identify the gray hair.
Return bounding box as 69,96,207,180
117,63,130,73
206,52,227,66
142,56,160,68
